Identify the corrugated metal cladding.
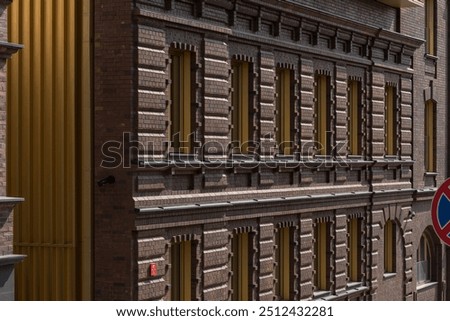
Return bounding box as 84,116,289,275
7,0,91,300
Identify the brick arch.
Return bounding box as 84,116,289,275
415,225,442,290
381,204,409,300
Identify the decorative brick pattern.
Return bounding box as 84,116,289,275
299,216,313,300
89,0,449,301
334,213,348,293
369,70,386,159
137,25,168,158
259,51,276,157
203,38,230,160
335,64,348,150
299,57,315,156
257,222,274,300
202,227,229,300
400,76,413,159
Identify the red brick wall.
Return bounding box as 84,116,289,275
0,4,12,256
91,0,448,301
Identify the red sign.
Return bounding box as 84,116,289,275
431,178,450,246
149,263,157,277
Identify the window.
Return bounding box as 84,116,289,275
231,61,252,154
170,50,194,154
275,227,293,300
315,75,331,155
385,85,397,156
384,220,396,274
231,232,251,300
417,234,432,284
348,218,362,282
425,0,436,55
425,100,436,172
276,69,294,155
348,80,362,155
314,221,330,291
171,240,193,301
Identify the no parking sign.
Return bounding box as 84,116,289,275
431,178,450,246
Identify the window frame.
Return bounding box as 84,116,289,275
425,100,436,172
275,226,294,300
348,217,363,283
425,0,436,56
314,221,330,291
385,85,398,156
231,231,251,300
170,50,194,154
348,80,363,156
315,74,331,156
384,220,396,274
170,240,193,301
276,68,295,156
231,61,252,154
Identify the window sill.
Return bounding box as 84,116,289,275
347,282,363,289
424,172,438,177
313,290,331,300
384,155,399,160
417,281,438,292
424,53,438,61
347,155,364,160
383,273,397,280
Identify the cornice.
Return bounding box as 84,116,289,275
0,40,23,59
240,0,424,49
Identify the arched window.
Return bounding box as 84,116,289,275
417,234,432,284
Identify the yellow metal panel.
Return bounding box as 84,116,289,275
8,0,92,300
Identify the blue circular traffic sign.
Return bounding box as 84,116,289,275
432,178,450,246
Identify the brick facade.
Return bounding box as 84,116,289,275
93,0,136,300
0,0,24,301
0,1,22,258
92,0,448,300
